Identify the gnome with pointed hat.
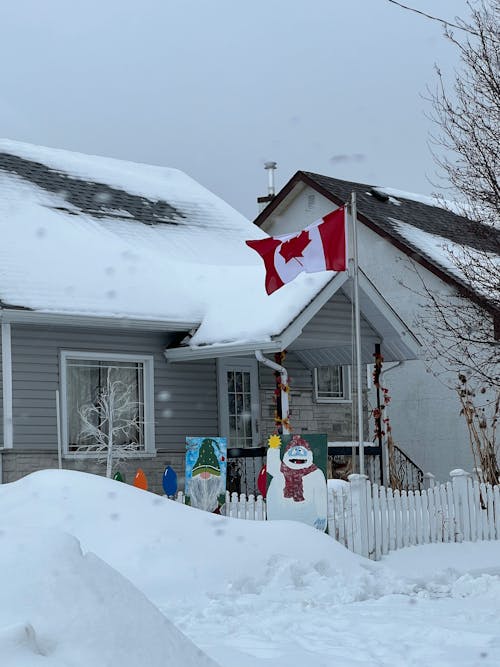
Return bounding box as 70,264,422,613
186,438,224,512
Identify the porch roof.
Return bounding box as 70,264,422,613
165,270,420,364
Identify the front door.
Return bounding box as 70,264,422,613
217,358,262,494
217,357,260,448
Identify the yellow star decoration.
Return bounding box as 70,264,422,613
268,434,281,449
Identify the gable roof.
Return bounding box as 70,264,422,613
0,141,421,359
253,171,500,312
0,140,338,344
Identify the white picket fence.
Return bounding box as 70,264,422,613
175,469,500,560
330,470,500,560
175,490,266,521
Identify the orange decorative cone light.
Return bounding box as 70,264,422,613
133,468,148,490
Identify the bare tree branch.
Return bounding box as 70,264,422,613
411,1,500,479
386,0,481,36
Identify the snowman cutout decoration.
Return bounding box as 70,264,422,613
266,434,327,531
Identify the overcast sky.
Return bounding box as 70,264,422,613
1,0,470,218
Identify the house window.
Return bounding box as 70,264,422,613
314,365,350,402
60,351,155,456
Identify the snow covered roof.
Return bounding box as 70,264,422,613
0,140,334,346
255,171,500,310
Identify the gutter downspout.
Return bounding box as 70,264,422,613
255,350,290,435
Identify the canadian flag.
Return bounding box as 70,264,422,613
246,207,347,294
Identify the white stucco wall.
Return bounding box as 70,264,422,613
262,185,474,481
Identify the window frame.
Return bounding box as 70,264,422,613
216,357,260,448
60,350,155,458
313,365,351,403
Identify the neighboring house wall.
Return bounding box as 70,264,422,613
2,323,218,492
261,185,473,481
357,229,474,479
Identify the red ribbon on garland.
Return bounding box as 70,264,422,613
273,351,291,433
372,351,392,440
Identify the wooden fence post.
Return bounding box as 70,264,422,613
423,472,435,489
348,474,369,558
450,469,470,542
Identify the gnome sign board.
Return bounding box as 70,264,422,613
266,433,328,531
185,437,227,513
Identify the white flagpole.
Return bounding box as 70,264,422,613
350,191,365,476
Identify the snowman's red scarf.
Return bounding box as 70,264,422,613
280,461,318,501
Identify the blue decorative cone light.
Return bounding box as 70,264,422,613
162,465,178,497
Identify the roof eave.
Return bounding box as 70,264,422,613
164,339,283,362
0,308,198,332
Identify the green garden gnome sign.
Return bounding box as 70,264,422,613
185,437,227,513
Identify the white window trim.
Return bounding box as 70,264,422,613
217,357,260,447
313,365,352,404
60,350,155,458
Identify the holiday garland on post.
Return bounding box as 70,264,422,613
371,348,397,487
372,349,392,442
273,351,291,433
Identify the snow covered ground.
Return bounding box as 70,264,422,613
1,470,499,666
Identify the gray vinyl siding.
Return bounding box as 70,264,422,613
291,291,380,363
256,293,373,443
0,332,3,442
258,292,380,389
11,324,217,452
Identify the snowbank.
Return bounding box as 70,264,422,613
2,469,500,666
0,527,218,667
0,469,373,605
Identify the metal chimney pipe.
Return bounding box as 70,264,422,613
264,161,277,196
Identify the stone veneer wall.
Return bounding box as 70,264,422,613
258,352,369,442
259,387,359,441
0,449,186,495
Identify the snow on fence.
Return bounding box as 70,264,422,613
329,470,500,560
175,490,267,521
175,469,500,560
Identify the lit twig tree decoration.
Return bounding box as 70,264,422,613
76,369,144,478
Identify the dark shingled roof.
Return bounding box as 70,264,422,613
302,172,499,255
0,151,185,225
253,171,499,313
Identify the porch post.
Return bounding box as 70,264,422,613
1,319,13,450
373,343,386,486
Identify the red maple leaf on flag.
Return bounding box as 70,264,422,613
279,230,311,263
